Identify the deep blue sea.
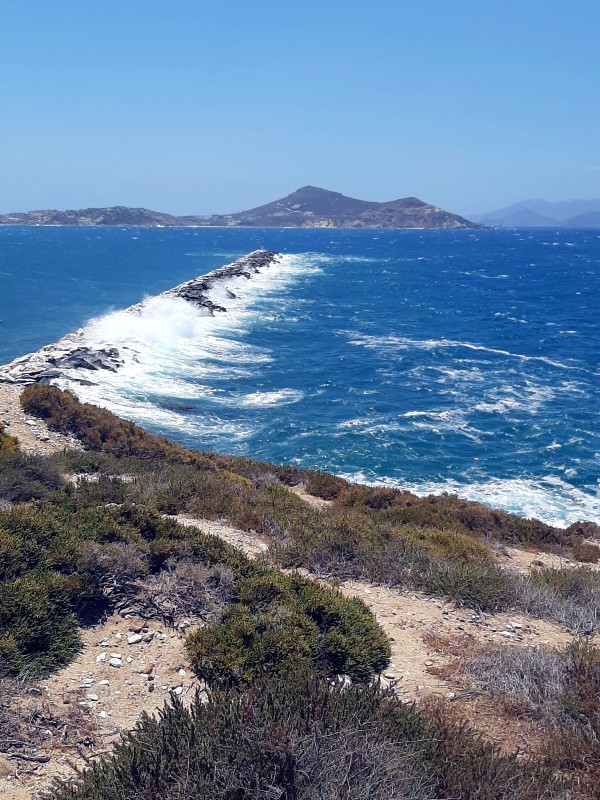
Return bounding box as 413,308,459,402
1,226,599,527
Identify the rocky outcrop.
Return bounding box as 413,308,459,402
163,249,278,313
0,250,281,386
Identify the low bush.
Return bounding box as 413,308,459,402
0,570,81,676
304,469,348,499
0,450,64,503
21,385,207,464
54,671,565,800
517,567,600,634
335,484,578,551
0,424,19,454
187,569,390,684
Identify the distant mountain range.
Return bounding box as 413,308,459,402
0,186,480,229
471,198,600,228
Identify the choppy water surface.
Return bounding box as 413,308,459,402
1,226,598,526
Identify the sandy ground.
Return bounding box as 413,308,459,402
0,384,80,455
0,612,203,799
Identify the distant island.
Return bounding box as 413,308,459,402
0,186,481,229
471,197,600,228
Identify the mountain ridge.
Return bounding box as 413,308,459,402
471,197,600,227
0,186,481,229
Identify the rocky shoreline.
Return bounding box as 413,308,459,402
0,249,280,387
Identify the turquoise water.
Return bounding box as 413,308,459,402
1,226,598,526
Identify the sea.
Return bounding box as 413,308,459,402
0,225,598,528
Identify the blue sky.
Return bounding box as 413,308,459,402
1,1,599,215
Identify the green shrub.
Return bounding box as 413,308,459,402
0,424,19,454
304,470,347,499
0,451,63,503
0,570,80,676
187,569,390,684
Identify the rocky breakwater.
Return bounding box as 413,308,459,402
0,249,281,386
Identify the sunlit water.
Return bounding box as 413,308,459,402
1,226,598,527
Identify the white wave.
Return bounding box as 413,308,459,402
237,389,304,407
337,472,600,528
46,252,319,427
337,409,484,441
346,333,584,371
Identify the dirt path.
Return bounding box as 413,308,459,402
174,515,269,558
288,484,332,511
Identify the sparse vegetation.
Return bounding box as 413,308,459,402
0,490,389,681
3,384,599,797
457,640,600,793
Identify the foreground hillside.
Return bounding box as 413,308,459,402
0,385,599,798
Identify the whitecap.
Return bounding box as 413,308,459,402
346,333,584,372
337,472,600,528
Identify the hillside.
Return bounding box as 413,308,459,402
198,185,481,229
0,187,481,229
0,383,599,798
0,206,182,227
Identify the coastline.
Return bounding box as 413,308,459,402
0,249,280,386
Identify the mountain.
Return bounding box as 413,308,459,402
0,187,481,229
476,209,560,228
197,186,481,229
471,198,600,227
563,210,600,227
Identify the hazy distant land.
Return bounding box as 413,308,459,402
471,197,600,228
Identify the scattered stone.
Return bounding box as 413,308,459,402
127,633,143,644
96,653,107,663
86,693,99,702
109,658,122,668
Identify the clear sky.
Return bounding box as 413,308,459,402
2,1,599,216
